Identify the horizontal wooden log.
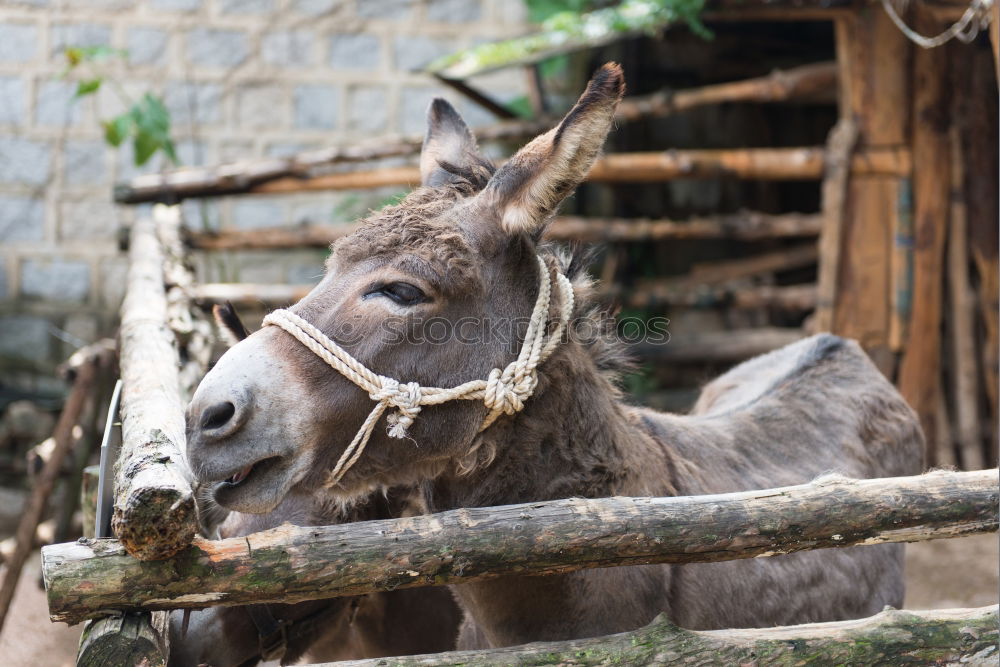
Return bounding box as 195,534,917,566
114,63,836,205
634,327,807,362
113,218,198,561
190,283,817,313
184,212,822,251
118,147,909,203
325,605,1000,667
41,469,998,624
248,148,909,196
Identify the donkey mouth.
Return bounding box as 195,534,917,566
212,456,288,513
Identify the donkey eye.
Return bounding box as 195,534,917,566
369,282,427,306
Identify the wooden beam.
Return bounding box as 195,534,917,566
0,354,99,632
633,327,806,363
113,218,198,561
831,8,912,377
183,213,823,251
114,63,839,205
41,469,998,623
897,6,951,463
319,605,999,667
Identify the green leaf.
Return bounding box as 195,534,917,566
102,113,134,147
505,95,534,119
132,128,161,166
74,78,102,98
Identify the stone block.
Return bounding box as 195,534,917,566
150,0,202,10
20,258,90,302
358,0,413,20
98,256,128,308
292,0,336,15
0,23,38,63
262,30,315,67
50,23,112,58
164,81,223,126
185,28,249,67
0,137,50,186
426,0,481,23
63,140,108,186
294,84,338,130
231,197,284,229
347,85,388,133
0,196,44,243
218,0,274,13
0,77,25,125
328,33,381,70
0,315,51,362
236,83,287,129
35,80,83,128
393,34,452,71
58,198,119,241
127,27,169,66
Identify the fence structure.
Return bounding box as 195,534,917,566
28,0,1000,664
36,203,1000,666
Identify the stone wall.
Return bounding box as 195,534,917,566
0,0,527,391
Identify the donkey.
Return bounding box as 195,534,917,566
169,306,461,666
185,63,923,648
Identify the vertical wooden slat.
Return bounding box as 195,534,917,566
897,7,951,463
831,9,911,376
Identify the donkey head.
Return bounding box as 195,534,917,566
186,64,625,513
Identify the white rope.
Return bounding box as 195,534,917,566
263,255,575,486
880,0,993,49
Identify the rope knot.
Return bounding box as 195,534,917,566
484,365,537,417
371,377,422,439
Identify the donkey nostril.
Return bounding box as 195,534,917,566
201,401,236,431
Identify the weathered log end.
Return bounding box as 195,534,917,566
77,611,169,667
112,483,196,561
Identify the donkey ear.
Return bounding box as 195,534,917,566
478,62,624,236
420,98,483,188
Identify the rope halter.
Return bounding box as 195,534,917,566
262,255,575,486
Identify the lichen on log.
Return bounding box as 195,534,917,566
42,469,998,624
112,218,197,561
322,605,999,666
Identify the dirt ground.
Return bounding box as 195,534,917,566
1,535,996,665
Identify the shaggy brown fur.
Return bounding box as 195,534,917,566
186,63,924,650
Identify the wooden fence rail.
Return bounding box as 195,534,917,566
42,468,998,624
322,605,999,667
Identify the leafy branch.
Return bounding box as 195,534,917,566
64,46,179,167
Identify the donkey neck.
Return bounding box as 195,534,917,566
428,342,665,511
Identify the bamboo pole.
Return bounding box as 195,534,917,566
113,218,198,561
0,354,99,633
41,469,998,623
322,605,999,667
184,212,823,251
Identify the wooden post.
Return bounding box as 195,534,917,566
0,355,99,633
77,613,169,667
42,469,998,622
831,8,912,377
112,218,198,561
897,7,951,463
323,605,999,667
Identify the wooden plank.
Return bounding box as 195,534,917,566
831,9,911,377
897,7,951,462
41,469,999,623
113,218,198,560
322,606,999,667
814,119,858,332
